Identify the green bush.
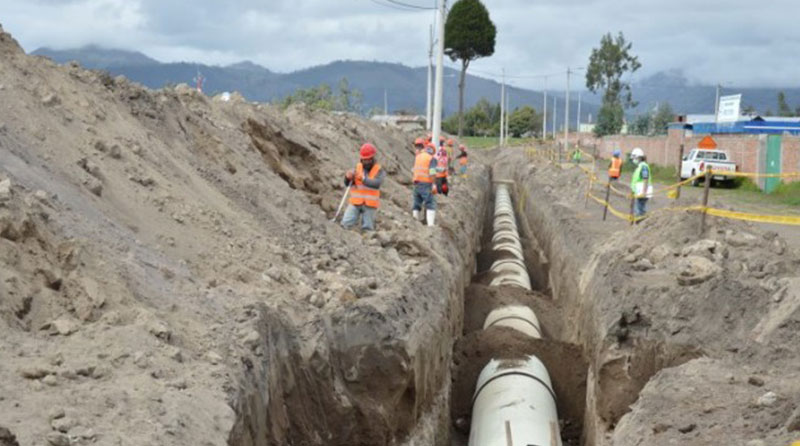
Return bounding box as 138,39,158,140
772,181,800,205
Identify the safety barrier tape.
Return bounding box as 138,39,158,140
701,207,800,226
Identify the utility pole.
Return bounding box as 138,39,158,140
714,83,722,122
384,89,388,115
426,24,434,130
431,0,446,146
552,96,557,140
500,68,505,146
505,88,510,142
564,67,571,162
542,77,548,138
577,90,582,132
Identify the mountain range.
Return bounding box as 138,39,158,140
32,46,800,127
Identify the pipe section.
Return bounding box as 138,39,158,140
483,305,542,339
468,357,562,446
489,185,531,291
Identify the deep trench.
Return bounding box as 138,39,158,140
448,177,588,446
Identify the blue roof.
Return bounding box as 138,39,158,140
669,118,800,135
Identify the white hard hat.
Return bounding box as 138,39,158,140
631,148,644,158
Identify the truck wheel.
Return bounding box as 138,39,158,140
691,170,700,187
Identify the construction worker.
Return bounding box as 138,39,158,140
435,143,449,196
446,138,455,173
342,143,385,231
571,148,582,164
630,147,651,220
414,137,425,154
412,143,438,226
457,144,468,177
608,149,622,181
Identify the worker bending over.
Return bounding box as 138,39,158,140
342,143,385,231
608,149,622,181
412,143,438,226
630,147,651,220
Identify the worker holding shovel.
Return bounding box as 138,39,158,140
339,143,385,231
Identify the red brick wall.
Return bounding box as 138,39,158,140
573,131,800,183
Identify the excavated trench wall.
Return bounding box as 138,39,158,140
228,167,491,446
496,152,701,445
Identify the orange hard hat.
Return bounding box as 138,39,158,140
414,137,424,146
360,143,377,159
446,139,454,146
459,144,466,150
439,135,445,142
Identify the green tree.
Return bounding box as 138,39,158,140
585,32,641,136
651,102,674,135
445,0,497,139
777,91,793,117
508,106,542,137
280,78,364,113
630,114,652,135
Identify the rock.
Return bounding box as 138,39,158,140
240,328,261,349
41,93,60,107
0,178,10,201
632,258,654,271
756,391,778,407
771,238,787,255
45,432,70,446
19,366,51,380
147,319,172,341
167,378,188,390
51,416,77,433
205,351,222,365
652,423,671,434
84,177,103,197
75,365,96,377
648,244,673,264
91,365,109,379
677,256,721,286
48,408,66,421
109,144,122,159
42,374,58,386
745,440,765,446
771,286,788,303
623,253,637,263
677,423,696,434
786,405,800,431
747,376,765,387
338,286,358,303
133,351,149,369
48,318,79,336
0,426,19,446
725,230,758,247
67,426,96,440
309,292,326,308
166,346,183,363
681,239,727,261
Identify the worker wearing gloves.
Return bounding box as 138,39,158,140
342,143,385,231
457,145,468,177
434,144,450,196
608,149,622,181
630,147,652,220
412,143,438,226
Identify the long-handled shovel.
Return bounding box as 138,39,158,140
331,183,352,223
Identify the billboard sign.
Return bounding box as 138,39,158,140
717,94,742,123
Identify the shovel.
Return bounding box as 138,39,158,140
331,183,352,223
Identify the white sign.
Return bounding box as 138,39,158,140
717,94,742,123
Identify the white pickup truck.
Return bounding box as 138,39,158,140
680,149,738,186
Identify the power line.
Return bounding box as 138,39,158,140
368,0,418,11
385,0,436,10
368,0,436,10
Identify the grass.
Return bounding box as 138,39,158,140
460,136,532,150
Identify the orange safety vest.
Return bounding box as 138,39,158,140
459,156,468,166
413,152,434,183
349,163,381,208
608,157,622,178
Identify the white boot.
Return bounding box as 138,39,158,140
413,210,420,220
426,210,436,227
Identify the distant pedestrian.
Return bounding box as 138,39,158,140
457,145,468,177
412,143,438,226
630,147,652,220
571,148,582,164
608,149,622,181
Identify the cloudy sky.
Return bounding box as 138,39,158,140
1,0,799,90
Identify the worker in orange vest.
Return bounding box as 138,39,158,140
342,143,385,231
608,149,622,181
435,143,449,196
457,144,468,177
414,137,425,154
412,143,438,226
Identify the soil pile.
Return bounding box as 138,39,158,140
0,24,489,446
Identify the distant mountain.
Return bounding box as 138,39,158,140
31,46,596,130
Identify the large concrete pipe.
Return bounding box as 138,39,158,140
493,242,525,260
483,305,541,339
489,273,531,291
468,356,562,446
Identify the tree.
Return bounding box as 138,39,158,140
585,32,641,136
630,114,652,135
508,106,542,137
777,91,793,117
280,78,363,113
445,0,496,139
742,104,756,115
651,102,674,135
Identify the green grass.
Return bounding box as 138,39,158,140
772,181,800,206
460,136,531,150
617,160,678,184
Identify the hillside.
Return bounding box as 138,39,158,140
31,46,597,128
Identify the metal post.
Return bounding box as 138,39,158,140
577,90,582,132
431,0,446,147
500,68,505,146
542,77,547,139
629,195,635,226
676,143,685,199
384,89,388,115
714,84,721,121
602,183,611,221
700,169,711,234
505,88,510,143
564,67,570,166
552,96,556,141
426,24,433,131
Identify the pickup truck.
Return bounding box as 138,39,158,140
680,149,738,186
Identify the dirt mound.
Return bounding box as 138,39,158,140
0,24,490,446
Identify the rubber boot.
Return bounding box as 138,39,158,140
426,210,436,227
412,210,420,220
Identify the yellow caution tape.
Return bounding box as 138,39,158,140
717,171,800,179
701,207,800,226
587,192,638,222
